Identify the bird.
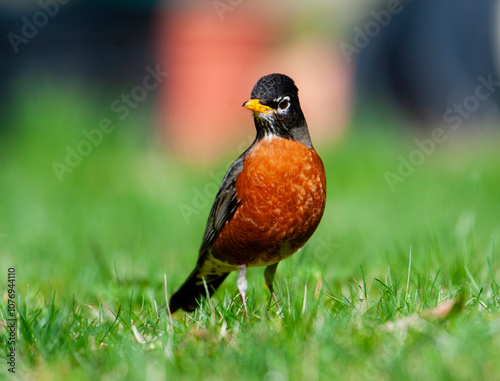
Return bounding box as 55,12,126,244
169,73,327,314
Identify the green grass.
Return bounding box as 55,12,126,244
1,82,500,380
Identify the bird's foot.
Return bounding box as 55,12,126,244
237,265,249,318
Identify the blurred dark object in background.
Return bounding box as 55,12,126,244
354,0,500,127
0,0,158,129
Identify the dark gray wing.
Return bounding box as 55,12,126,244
198,146,252,256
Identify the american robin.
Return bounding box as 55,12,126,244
169,73,326,313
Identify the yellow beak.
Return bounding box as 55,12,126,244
242,99,274,114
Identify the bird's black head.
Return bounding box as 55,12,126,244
243,73,312,147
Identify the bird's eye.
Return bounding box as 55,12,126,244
278,98,290,111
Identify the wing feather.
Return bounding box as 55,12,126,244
198,145,252,255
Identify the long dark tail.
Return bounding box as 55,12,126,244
169,260,230,313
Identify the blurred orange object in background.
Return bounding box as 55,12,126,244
155,1,351,162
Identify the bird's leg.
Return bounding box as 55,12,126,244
264,263,281,312
237,265,248,317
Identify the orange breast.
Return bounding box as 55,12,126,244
212,137,327,267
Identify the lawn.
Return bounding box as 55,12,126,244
1,83,500,380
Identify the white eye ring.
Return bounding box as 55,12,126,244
277,96,291,111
